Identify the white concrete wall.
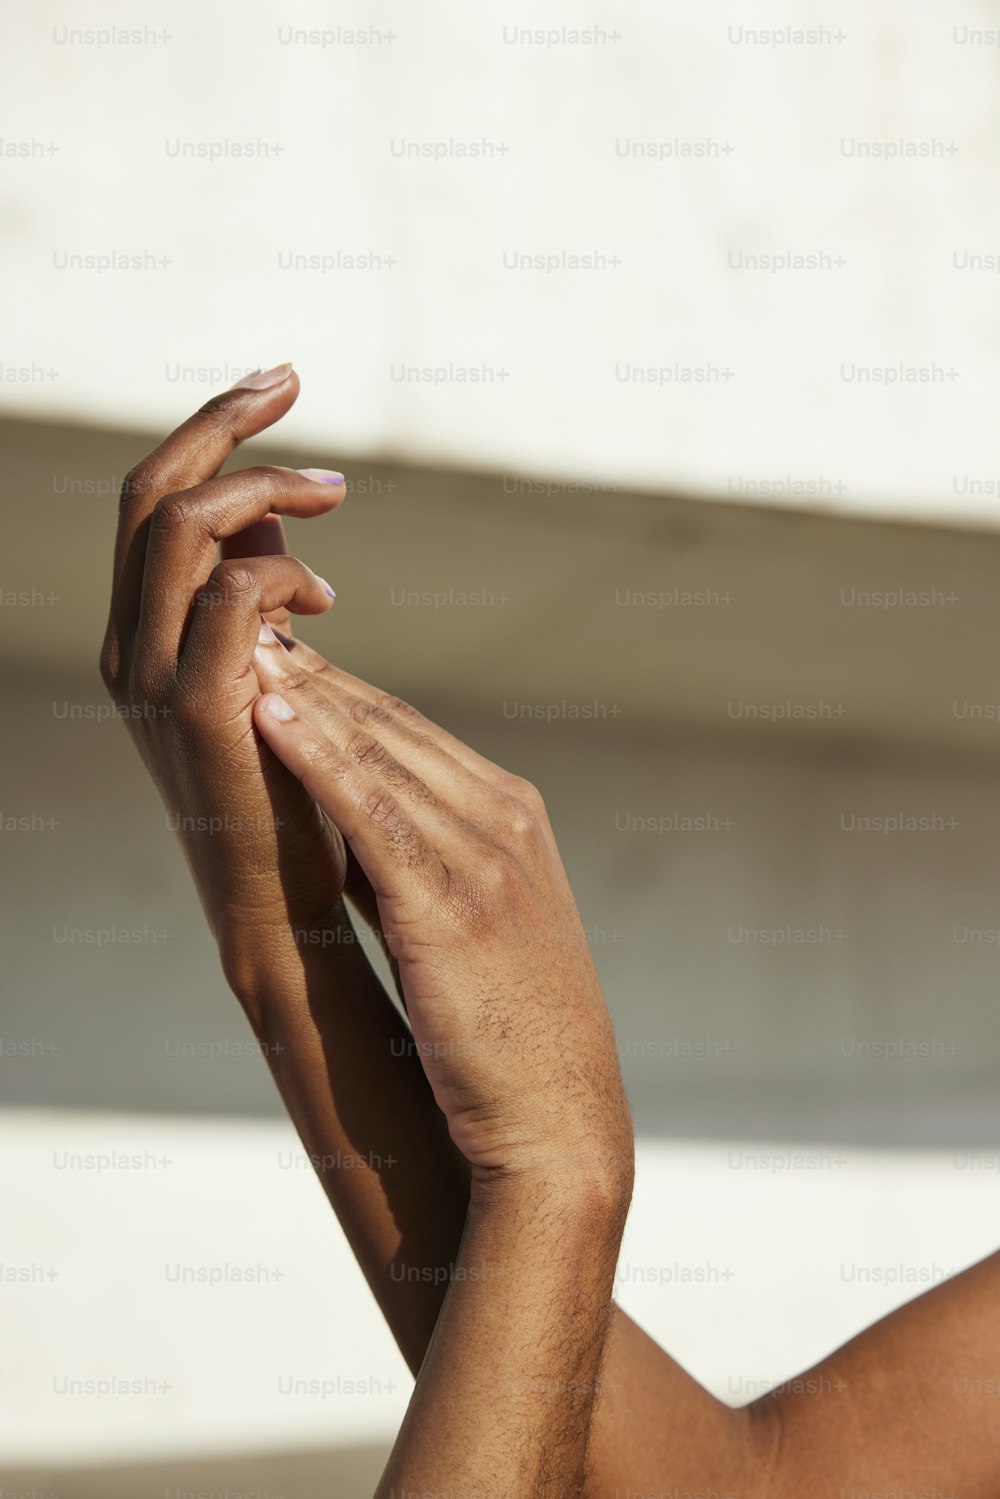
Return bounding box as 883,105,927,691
2,0,1000,522
5,1113,998,1466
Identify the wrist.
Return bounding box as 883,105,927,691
469,1149,633,1236
466,1103,634,1224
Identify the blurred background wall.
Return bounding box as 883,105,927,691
4,2,1000,1495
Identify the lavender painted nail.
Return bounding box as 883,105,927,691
297,467,346,486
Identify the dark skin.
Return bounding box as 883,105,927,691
102,363,1000,1496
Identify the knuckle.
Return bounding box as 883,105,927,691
119,462,157,511
342,725,433,800
276,665,313,695
344,729,395,775
498,783,545,844
348,697,391,732
151,492,192,532
206,560,255,599
479,849,519,893
506,806,539,844
376,692,418,720
507,774,546,814
348,694,438,761
348,690,421,723
359,785,426,868
361,785,401,828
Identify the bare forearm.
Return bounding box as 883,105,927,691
230,906,764,1487
228,898,470,1373
376,1172,627,1497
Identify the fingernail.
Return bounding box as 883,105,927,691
296,467,345,486
258,618,278,644
308,568,336,600
230,362,294,391
261,693,296,722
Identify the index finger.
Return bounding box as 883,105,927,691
109,362,298,632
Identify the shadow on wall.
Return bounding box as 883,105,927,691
7,417,1000,1147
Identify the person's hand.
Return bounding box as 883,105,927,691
249,641,635,1201
99,364,351,995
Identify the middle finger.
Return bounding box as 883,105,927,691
136,465,343,683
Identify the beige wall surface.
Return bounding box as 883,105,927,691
4,417,1000,1145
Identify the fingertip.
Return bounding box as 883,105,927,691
296,468,346,490
291,570,335,615
312,570,336,601
295,469,348,511
228,362,295,392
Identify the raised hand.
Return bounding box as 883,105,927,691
99,364,349,993
250,637,634,1197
